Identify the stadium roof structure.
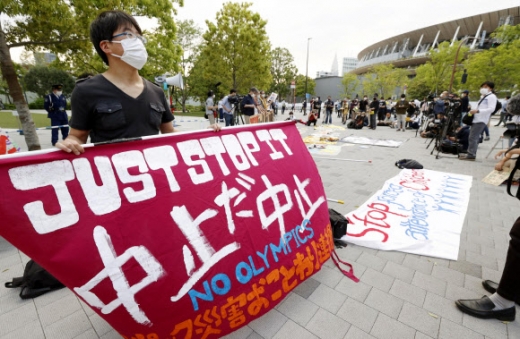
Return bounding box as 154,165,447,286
351,6,520,75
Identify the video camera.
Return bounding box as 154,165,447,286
227,94,245,113
227,94,243,105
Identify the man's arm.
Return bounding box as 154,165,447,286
160,122,175,134
56,128,90,155
495,147,520,171
471,94,497,115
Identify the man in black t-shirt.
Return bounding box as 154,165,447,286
69,75,173,143
359,96,368,113
57,10,219,155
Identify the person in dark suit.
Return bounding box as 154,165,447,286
44,84,69,146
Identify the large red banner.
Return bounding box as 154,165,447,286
0,122,332,338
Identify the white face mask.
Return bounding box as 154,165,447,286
401,98,405,101
56,91,62,96
111,38,148,70
480,88,490,95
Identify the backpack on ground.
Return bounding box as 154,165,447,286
329,208,348,240
4,259,65,299
327,209,360,283
395,159,424,169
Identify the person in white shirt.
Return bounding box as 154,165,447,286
409,112,422,129
460,81,498,161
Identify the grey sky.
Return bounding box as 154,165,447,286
172,0,518,77
9,0,519,78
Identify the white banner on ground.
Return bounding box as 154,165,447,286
342,136,406,148
343,169,472,260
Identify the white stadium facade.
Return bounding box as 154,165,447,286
314,6,519,100
351,6,520,76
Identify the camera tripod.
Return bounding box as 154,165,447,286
232,105,245,126
428,112,459,159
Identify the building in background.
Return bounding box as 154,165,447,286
314,76,343,101
342,57,358,75
352,6,520,76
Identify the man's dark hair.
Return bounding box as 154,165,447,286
480,81,495,89
90,10,143,66
207,90,214,97
230,89,237,94
401,94,406,98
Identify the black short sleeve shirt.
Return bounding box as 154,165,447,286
70,75,174,143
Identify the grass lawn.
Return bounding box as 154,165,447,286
0,111,50,129
173,110,205,118
0,109,206,129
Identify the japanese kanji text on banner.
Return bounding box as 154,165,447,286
0,121,332,338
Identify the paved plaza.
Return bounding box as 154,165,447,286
0,110,519,339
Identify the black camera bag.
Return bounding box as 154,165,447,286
4,260,65,299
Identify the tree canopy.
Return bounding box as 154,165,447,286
0,0,182,150
269,47,297,101
23,66,75,97
341,73,360,98
407,41,467,98
362,64,408,98
463,25,520,98
189,2,272,100
173,19,202,111
294,74,315,98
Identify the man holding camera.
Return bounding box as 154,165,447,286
460,82,498,161
221,89,237,127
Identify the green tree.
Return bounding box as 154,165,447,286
464,26,520,98
269,47,297,101
23,66,75,97
341,73,360,97
362,64,407,98
0,0,182,150
173,19,202,112
411,41,468,96
294,74,315,98
190,2,272,100
406,76,432,100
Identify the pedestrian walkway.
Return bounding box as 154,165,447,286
0,113,518,338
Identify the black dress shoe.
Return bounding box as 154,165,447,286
455,296,515,321
482,280,520,305
483,280,499,294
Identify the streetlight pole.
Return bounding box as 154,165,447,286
448,36,472,93
304,37,312,114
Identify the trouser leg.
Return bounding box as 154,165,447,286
497,217,520,301
467,123,486,157
50,117,59,146
59,117,69,140
208,114,215,125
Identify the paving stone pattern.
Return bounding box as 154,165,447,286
1,112,519,338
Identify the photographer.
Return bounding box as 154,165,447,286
447,125,470,152
460,82,498,161
221,89,237,127
420,114,445,138
241,87,259,124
